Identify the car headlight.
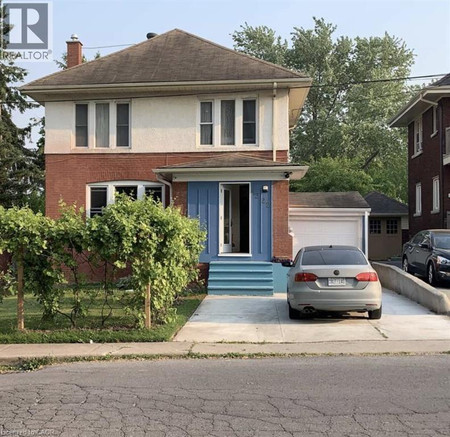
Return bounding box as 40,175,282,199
437,256,450,265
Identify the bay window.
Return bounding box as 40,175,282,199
95,103,110,148
200,101,213,145
243,100,256,144
221,100,235,145
116,103,130,147
75,104,88,147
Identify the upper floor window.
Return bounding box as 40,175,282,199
414,117,423,154
95,103,110,148
431,106,438,136
432,176,440,213
221,100,235,145
200,102,213,145
415,183,422,216
116,103,130,147
199,98,257,147
87,181,165,218
75,104,88,147
75,101,130,149
243,100,256,144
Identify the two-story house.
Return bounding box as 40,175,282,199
21,29,312,295
389,73,450,236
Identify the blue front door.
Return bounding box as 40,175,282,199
187,181,272,262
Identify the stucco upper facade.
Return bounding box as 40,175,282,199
44,89,290,155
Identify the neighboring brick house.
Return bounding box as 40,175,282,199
21,29,312,295
390,74,450,236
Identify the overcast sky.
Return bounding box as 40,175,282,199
11,0,450,145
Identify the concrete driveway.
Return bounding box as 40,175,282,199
174,288,450,343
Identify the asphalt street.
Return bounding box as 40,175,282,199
1,356,450,436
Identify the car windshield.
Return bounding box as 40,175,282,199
433,234,450,249
302,249,368,266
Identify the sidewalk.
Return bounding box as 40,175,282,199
1,340,450,365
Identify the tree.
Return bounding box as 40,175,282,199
232,19,415,201
54,51,100,70
0,6,44,209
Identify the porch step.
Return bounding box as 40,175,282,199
208,261,273,296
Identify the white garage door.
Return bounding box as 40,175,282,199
290,217,361,258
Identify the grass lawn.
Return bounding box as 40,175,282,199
0,288,205,344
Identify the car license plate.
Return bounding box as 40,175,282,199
328,278,346,286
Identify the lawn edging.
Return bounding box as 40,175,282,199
372,262,450,314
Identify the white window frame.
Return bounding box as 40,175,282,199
415,183,422,216
73,101,131,150
432,176,440,213
197,96,259,148
414,117,423,156
431,106,438,137
86,181,165,218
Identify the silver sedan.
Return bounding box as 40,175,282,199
284,245,382,320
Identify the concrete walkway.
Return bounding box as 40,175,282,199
174,288,450,343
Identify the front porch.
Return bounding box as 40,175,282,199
154,153,308,296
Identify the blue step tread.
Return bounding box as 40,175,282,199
208,285,273,290
209,277,273,281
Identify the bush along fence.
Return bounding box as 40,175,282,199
0,196,206,331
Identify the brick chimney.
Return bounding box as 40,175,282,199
66,34,83,68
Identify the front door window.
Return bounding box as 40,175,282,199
220,183,250,255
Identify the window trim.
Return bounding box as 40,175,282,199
73,101,131,150
75,103,89,148
415,183,422,217
431,105,438,137
197,96,259,148
432,176,440,213
199,101,214,146
86,181,165,218
116,102,131,148
413,116,423,155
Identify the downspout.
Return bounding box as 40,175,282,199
364,210,369,257
272,82,278,162
156,175,172,204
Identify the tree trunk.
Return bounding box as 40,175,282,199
145,283,151,328
17,249,24,331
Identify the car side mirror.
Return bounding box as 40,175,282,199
281,261,294,267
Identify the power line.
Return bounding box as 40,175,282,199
83,43,135,50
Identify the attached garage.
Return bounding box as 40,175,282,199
289,192,371,257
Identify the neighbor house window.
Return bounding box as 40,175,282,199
433,176,440,212
414,117,423,154
415,183,422,215
243,99,256,144
75,104,88,147
446,127,450,155
88,182,164,218
369,219,381,234
432,106,438,135
221,100,235,145
95,103,110,148
386,219,398,234
90,187,107,217
116,103,130,147
200,101,213,145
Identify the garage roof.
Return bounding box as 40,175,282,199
289,192,370,209
364,191,408,216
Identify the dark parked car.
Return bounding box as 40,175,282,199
402,230,450,285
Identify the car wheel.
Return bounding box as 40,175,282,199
428,263,437,286
368,305,382,320
288,303,300,320
402,257,410,273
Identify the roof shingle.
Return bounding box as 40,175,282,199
23,29,308,89
289,192,370,209
364,191,408,215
